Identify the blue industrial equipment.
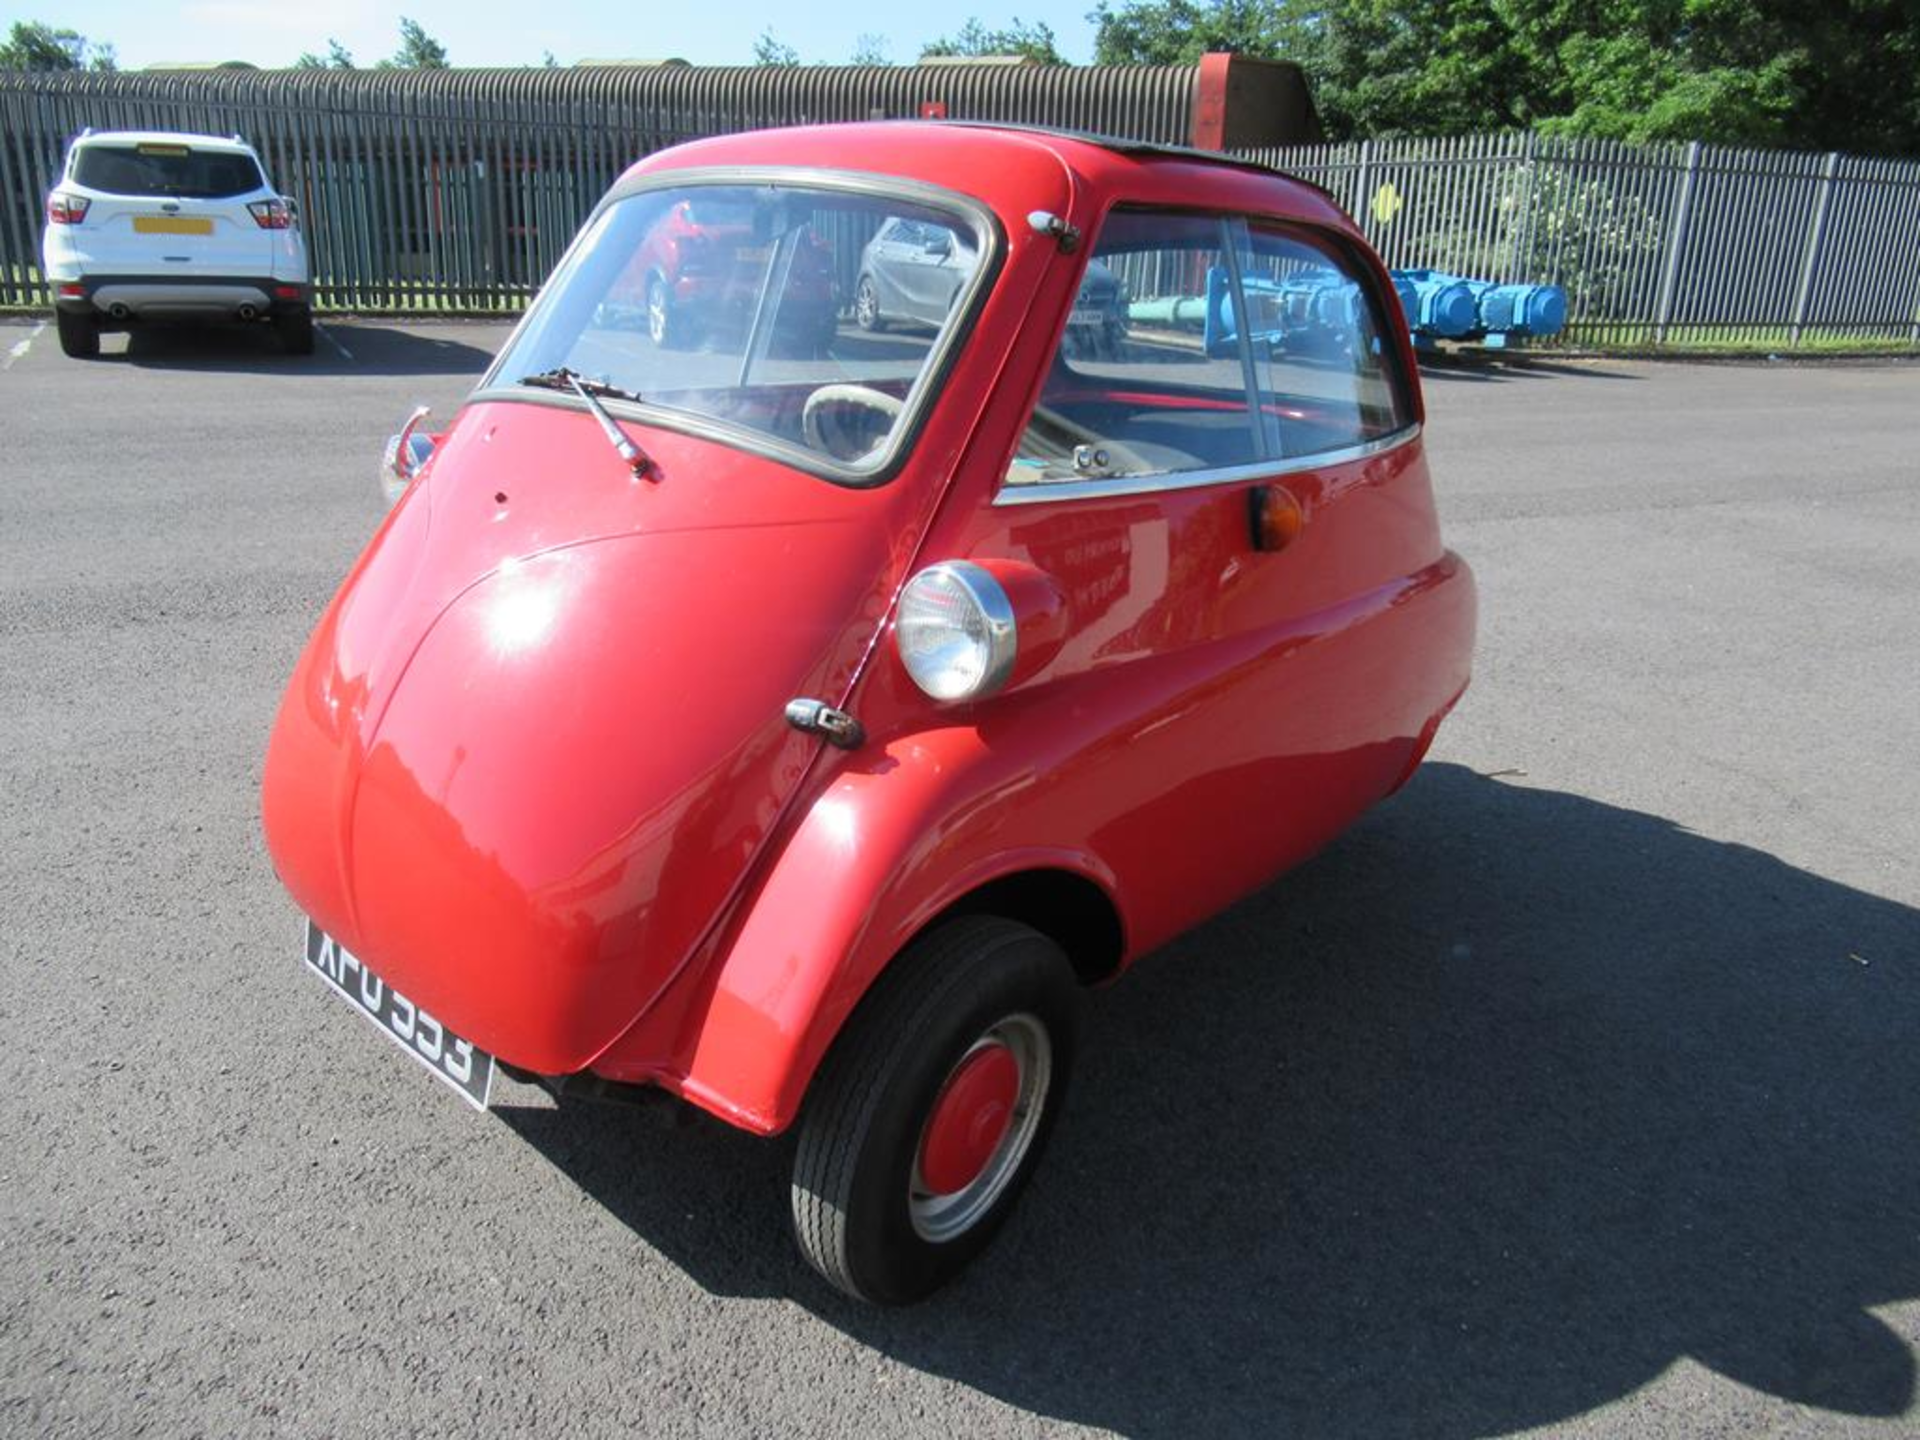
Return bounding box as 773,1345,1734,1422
1393,269,1567,346
1130,263,1568,353
1470,281,1568,341
1392,269,1481,339
1198,265,1369,356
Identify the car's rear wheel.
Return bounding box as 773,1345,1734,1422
853,276,885,332
275,310,315,356
791,915,1079,1305
55,309,99,359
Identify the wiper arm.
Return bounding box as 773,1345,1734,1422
518,367,654,479
520,366,641,402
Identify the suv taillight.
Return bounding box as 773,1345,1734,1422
248,198,292,230
47,192,90,225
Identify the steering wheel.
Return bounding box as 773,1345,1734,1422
803,384,906,462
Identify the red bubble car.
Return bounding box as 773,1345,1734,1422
262,122,1475,1305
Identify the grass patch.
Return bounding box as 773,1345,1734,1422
1560,323,1917,355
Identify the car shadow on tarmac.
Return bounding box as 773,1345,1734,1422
103,321,497,376
499,762,1918,1438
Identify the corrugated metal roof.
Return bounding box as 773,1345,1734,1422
2,63,1202,145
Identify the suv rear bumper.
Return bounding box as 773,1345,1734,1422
53,274,310,323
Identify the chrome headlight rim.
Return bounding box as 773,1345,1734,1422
897,560,1019,702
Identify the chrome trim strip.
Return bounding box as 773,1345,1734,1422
991,423,1422,507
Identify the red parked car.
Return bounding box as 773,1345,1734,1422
262,122,1475,1305
605,192,838,351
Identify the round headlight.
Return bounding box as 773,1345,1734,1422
896,562,1018,702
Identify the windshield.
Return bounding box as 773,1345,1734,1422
487,181,991,480
73,143,265,199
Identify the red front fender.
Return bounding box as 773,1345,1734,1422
588,724,1125,1134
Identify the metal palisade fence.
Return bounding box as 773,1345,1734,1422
0,63,1206,313
1247,132,1920,347
4,66,1919,347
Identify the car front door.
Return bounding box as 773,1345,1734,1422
949,206,1444,953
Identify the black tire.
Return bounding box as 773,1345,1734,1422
791,915,1080,1305
55,308,99,359
647,273,691,350
853,275,885,333
275,310,315,356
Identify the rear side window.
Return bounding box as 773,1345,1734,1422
1006,208,1412,490
1243,224,1410,457
72,144,265,200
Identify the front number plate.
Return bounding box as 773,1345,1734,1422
303,921,494,1108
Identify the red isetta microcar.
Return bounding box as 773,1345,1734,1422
261,123,1475,1304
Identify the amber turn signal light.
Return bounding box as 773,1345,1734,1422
1250,483,1305,552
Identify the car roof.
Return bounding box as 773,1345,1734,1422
69,129,257,153
938,120,1341,207
628,121,1348,231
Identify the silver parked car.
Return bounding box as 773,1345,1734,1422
855,216,1131,355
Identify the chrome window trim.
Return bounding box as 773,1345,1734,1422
992,422,1421,507
471,166,1005,490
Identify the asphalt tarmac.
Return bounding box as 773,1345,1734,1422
2,317,1915,1438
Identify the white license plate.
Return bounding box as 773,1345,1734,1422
303,921,494,1108
1067,307,1102,328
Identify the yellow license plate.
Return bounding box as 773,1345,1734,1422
133,216,214,236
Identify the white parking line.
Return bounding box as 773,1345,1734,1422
3,322,46,371
316,323,354,361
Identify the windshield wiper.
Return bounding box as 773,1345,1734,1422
518,367,653,478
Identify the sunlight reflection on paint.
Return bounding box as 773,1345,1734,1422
813,793,861,855
487,558,561,656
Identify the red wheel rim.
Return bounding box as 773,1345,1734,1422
917,1041,1020,1197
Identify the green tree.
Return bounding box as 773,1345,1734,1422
1088,0,1280,64
752,29,800,66
1087,0,1920,155
375,17,449,70
294,38,355,70
850,33,891,66
0,20,116,70
922,17,1065,65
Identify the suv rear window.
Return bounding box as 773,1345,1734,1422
73,144,265,200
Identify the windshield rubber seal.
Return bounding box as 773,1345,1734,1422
471,166,1008,490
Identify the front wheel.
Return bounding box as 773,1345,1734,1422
55,308,99,359
647,274,691,350
791,916,1079,1304
853,275,885,332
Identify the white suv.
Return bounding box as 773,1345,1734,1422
42,129,312,358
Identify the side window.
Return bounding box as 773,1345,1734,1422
1007,211,1260,486
1005,209,1411,490
1242,225,1411,456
